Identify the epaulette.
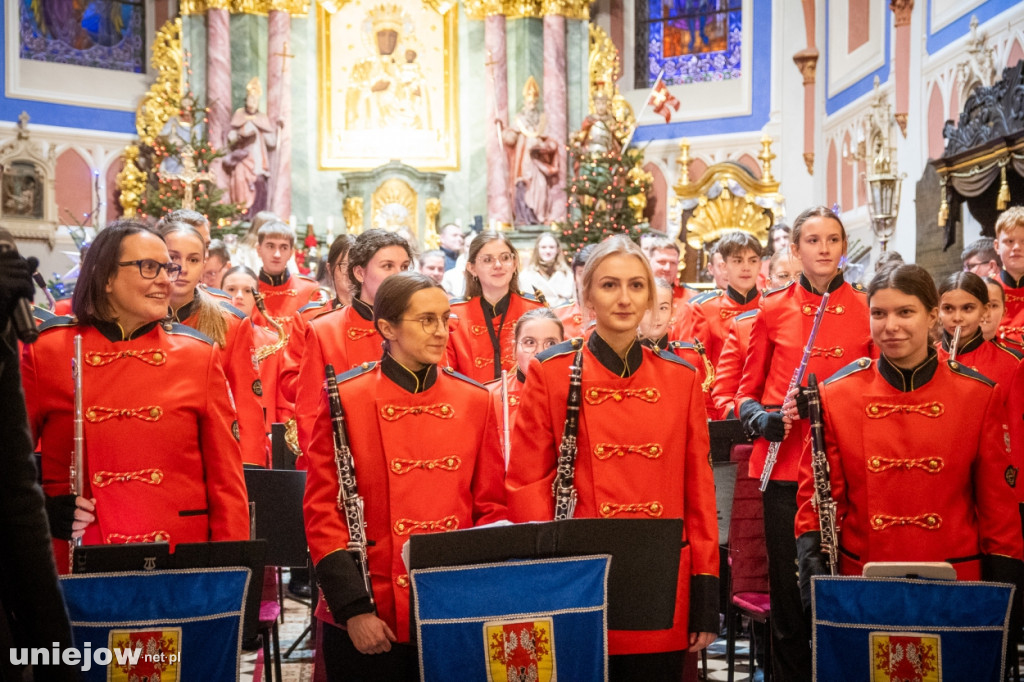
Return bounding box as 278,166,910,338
32,306,55,323
997,336,1024,351
297,274,318,283
517,290,541,303
552,301,574,310
37,315,77,333
694,290,723,306
336,361,377,383
537,337,583,362
947,360,996,387
201,285,231,300
655,347,696,371
298,299,328,314
448,297,470,306
164,322,214,345
668,340,695,351
823,357,872,385
735,308,760,322
442,365,487,389
762,281,795,298
850,282,867,294
218,301,246,320
992,340,1024,361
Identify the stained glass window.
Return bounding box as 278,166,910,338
20,0,146,74
636,0,742,88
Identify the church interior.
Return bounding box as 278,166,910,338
2,0,1023,285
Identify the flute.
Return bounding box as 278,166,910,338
500,369,511,469
949,325,963,363
69,334,84,571
759,291,831,492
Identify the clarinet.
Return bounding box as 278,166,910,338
532,287,549,307
324,364,374,607
553,348,584,520
806,374,838,575
69,334,84,571
759,291,831,491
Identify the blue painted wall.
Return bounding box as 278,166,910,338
0,4,136,132
632,0,771,141
824,3,891,115
927,0,1018,55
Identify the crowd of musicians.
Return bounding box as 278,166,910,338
15,203,1024,681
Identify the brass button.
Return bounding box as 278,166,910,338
441,406,450,415
395,574,409,588
153,352,164,363
149,407,160,418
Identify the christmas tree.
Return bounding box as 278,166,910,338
559,140,651,255
134,93,242,226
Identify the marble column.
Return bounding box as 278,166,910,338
207,7,232,190
793,0,818,175
543,14,567,222
890,0,913,137
485,15,512,224
267,8,292,218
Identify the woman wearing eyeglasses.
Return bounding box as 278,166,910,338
159,222,268,467
304,271,507,680
486,307,564,463
447,231,544,383
22,221,249,568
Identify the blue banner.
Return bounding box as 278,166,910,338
61,568,250,682
413,555,610,682
812,576,1013,682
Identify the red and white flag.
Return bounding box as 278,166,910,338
648,80,680,123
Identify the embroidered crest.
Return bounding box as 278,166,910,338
1006,466,1018,488
108,627,181,681
870,631,940,682
485,618,555,682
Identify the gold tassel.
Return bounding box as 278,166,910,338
938,175,948,227
998,164,1011,210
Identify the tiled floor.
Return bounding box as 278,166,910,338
240,587,766,682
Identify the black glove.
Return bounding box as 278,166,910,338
0,251,37,321
794,386,810,419
738,399,786,442
45,494,78,540
796,531,829,616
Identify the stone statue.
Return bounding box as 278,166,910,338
224,77,280,217
158,94,202,176
501,76,559,225
573,90,624,156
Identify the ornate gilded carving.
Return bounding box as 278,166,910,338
684,187,773,250
343,197,364,233
888,0,913,27
465,0,590,20
792,47,818,85
117,145,147,218
627,164,653,222
894,112,908,138
589,25,619,102
180,0,309,15
677,139,692,187
757,134,776,184
424,198,441,249
803,151,814,175
135,19,183,148
372,179,418,236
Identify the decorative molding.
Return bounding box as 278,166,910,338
803,152,814,175
940,60,1024,157
955,16,998,103
0,112,59,245
793,48,819,85
464,0,591,20
894,112,908,138
179,0,309,16
889,0,913,28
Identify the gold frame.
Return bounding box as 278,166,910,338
317,1,459,171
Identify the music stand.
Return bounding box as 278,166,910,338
713,461,738,546
408,518,682,635
709,419,750,463
270,422,296,471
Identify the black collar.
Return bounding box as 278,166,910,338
169,290,200,322
259,269,290,287
1000,270,1024,289
799,271,845,295
640,335,669,352
588,332,643,377
351,297,374,321
726,285,759,305
878,348,939,392
380,352,437,394
93,319,161,342
940,327,985,356
480,291,511,320
516,366,526,383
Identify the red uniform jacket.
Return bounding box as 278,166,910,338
253,323,296,429
690,286,760,366
23,319,250,561
553,301,589,340
178,298,268,467
998,270,1024,344
794,356,1023,579
447,292,543,383
506,335,719,655
485,369,524,465
258,270,324,319
711,309,758,420
1009,361,1024,504
295,300,383,454
653,338,715,416
736,276,872,482
303,357,507,641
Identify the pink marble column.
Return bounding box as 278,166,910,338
485,15,512,224
267,9,292,217
543,14,567,222
890,0,913,137
206,7,232,191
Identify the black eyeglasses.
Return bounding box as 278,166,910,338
118,259,182,281
400,314,452,334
